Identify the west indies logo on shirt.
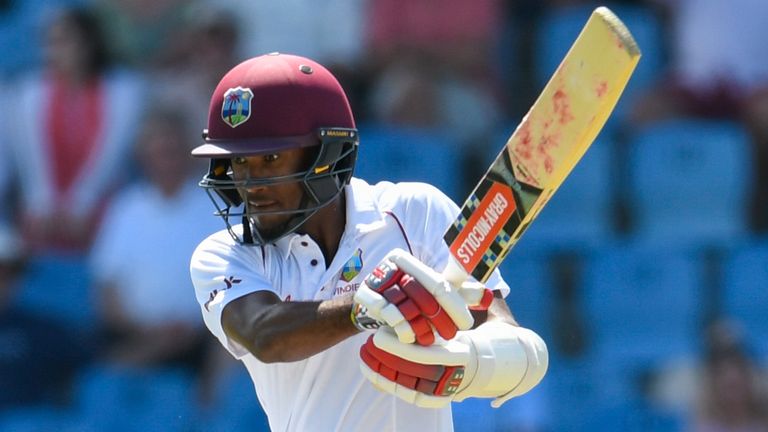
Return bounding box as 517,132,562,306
341,248,363,282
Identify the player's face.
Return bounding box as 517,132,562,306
230,147,314,238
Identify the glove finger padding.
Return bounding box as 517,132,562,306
352,249,476,345
379,283,436,345
359,361,454,408
359,332,465,408
388,250,475,331
397,275,457,341
361,334,464,394
351,288,415,342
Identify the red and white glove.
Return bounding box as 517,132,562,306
359,323,548,408
351,249,493,346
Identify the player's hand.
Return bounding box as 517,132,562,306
360,323,548,409
351,249,493,346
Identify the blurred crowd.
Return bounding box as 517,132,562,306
0,0,768,431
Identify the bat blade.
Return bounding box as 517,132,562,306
443,6,641,286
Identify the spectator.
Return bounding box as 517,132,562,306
6,6,145,254
207,0,368,115
149,6,242,127
649,319,768,431
0,0,77,78
89,107,218,369
364,0,505,191
209,0,365,72
686,320,768,432
631,0,768,123
628,0,768,231
365,0,504,123
90,0,197,69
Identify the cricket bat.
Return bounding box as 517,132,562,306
443,6,641,288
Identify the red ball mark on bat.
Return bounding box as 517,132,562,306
553,90,574,125
596,81,608,98
515,121,534,160
544,154,555,173
538,133,559,174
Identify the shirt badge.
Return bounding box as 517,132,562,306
341,248,363,282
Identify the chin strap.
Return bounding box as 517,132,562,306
241,216,254,244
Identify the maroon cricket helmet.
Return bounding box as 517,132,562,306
193,52,356,156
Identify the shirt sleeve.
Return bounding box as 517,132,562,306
189,231,275,359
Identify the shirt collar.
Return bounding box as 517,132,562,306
274,232,310,260
344,178,388,237
273,178,388,260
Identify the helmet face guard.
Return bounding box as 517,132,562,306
199,128,358,244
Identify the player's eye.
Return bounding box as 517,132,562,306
232,156,247,165
264,154,280,163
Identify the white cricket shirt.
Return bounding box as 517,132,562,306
190,178,510,432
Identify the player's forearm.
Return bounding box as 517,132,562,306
224,294,360,363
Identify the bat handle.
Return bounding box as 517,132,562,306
443,255,494,310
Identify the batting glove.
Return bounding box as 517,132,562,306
359,323,548,408
351,249,493,346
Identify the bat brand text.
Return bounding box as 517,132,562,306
456,192,509,264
